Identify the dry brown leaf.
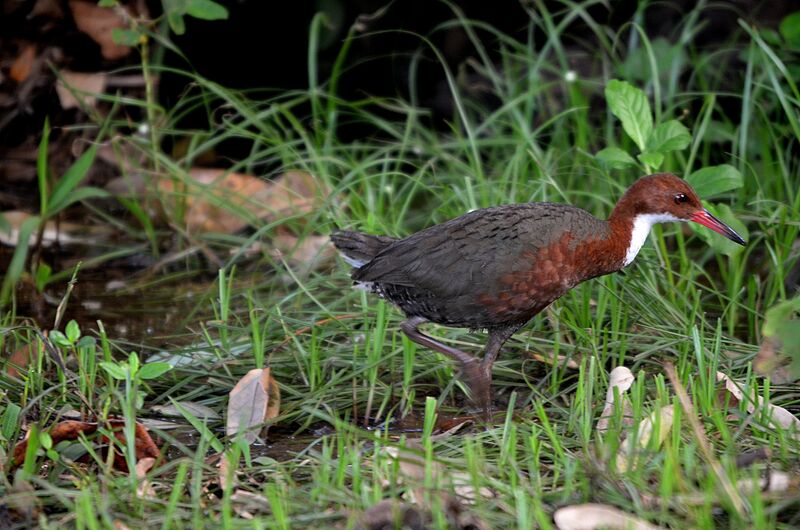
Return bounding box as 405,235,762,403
642,469,797,509
717,371,800,439
11,419,160,472
753,337,794,384
68,0,134,60
553,503,661,530
383,442,493,506
226,367,280,444
10,44,37,83
597,366,635,433
5,344,37,378
56,70,108,110
616,405,674,473
135,456,156,498
158,169,331,234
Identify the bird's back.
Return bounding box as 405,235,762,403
340,202,614,329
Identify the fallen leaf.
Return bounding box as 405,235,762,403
226,367,280,444
553,503,661,530
616,405,674,473
152,401,220,420
11,419,160,472
158,169,331,234
753,337,794,384
5,344,38,378
55,70,108,110
68,0,135,60
383,441,493,506
10,44,37,83
135,456,156,498
597,366,635,433
717,372,800,439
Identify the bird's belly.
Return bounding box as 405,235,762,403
371,282,508,329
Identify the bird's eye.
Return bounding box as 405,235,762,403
674,193,689,205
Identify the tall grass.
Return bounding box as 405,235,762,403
1,1,798,528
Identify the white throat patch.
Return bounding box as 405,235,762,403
623,213,681,266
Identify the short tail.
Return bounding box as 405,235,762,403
330,230,397,268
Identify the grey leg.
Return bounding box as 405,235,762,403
472,325,521,417
400,317,485,407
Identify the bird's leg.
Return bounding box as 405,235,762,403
400,316,484,405
474,325,522,418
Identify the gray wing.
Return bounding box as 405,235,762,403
352,204,581,298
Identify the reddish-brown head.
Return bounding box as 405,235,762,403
611,173,746,246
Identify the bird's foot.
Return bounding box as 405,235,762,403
460,360,494,423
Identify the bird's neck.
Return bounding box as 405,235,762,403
608,198,681,266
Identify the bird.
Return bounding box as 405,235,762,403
331,173,746,415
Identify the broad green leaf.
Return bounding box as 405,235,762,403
646,120,691,153
0,215,39,307
138,362,173,380
39,431,53,450
23,424,41,475
98,0,117,6
77,336,96,349
686,164,743,198
100,362,128,380
34,261,52,292
49,330,71,348
46,186,109,217
167,12,186,34
780,11,800,48
605,80,653,152
763,297,800,374
595,147,636,169
185,0,229,20
763,297,800,337
1,403,21,440
691,202,748,256
47,145,98,216
129,351,140,375
65,320,81,343
638,151,664,170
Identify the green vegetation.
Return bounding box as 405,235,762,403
1,2,799,528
